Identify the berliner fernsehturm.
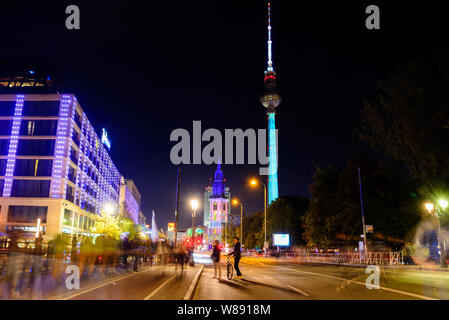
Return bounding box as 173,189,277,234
260,2,281,204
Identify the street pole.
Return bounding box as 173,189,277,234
263,182,267,257
192,210,196,247
175,166,181,246
239,202,243,247
436,208,447,268
358,168,368,254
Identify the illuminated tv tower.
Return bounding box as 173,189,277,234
260,2,281,204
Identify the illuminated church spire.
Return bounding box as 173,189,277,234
260,1,281,204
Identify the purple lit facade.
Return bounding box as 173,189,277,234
0,93,123,238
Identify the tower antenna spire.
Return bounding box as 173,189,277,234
267,2,273,72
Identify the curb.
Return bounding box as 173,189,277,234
183,264,204,300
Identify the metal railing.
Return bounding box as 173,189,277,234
289,251,404,265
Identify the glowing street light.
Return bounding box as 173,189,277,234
425,202,435,213
250,178,268,254
439,200,448,210
232,199,244,247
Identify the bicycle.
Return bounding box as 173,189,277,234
226,254,234,280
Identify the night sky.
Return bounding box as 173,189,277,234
1,1,448,230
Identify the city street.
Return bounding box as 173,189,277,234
16,254,448,300
194,254,449,300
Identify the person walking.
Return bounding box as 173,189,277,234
174,242,187,274
228,237,242,279
211,240,222,279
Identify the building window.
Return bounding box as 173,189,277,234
7,205,48,223
68,166,76,183
70,146,77,163
22,101,60,117
63,209,73,226
20,120,58,136
0,120,12,135
0,159,6,176
213,203,217,211
74,111,82,128
14,159,53,176
72,130,80,146
16,139,55,156
66,185,74,203
11,179,50,197
0,179,4,196
0,101,16,116
0,139,10,155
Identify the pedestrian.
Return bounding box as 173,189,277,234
211,240,222,279
174,242,187,274
228,237,242,279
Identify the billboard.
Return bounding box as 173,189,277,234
272,234,290,246
168,223,175,232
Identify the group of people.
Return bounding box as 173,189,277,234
211,236,242,280
0,232,159,298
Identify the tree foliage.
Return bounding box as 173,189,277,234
359,49,449,199
303,154,422,250
267,195,309,246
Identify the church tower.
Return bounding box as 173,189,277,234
204,161,230,245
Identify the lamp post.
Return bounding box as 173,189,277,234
232,199,243,247
250,179,267,256
190,199,198,249
425,200,448,268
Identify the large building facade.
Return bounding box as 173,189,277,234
119,178,141,224
203,163,230,244
0,92,124,239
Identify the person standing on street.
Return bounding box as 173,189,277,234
228,237,242,279
211,240,222,279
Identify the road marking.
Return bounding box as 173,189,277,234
143,274,176,300
60,267,158,300
184,265,205,300
287,284,310,296
276,266,438,300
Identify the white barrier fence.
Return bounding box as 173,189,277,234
283,251,404,265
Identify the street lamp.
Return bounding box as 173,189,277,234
190,199,198,248
425,200,448,268
250,178,267,255
232,199,244,248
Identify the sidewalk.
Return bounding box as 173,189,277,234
145,264,203,300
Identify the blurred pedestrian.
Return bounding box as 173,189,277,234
174,242,187,273
211,240,222,279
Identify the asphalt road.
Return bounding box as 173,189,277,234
4,253,449,300
193,254,449,300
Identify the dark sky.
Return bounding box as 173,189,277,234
1,1,448,230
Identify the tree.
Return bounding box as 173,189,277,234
266,195,309,246
359,49,449,200
242,211,264,249
303,154,422,250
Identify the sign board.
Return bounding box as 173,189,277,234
167,223,175,232
264,241,269,249
101,128,111,150
272,234,290,247
365,225,374,233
